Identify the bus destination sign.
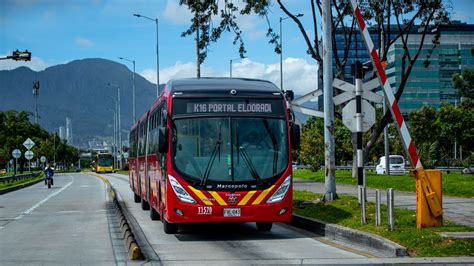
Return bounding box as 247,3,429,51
190,103,272,113
173,99,285,116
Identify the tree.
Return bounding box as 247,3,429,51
178,0,450,199
0,110,79,172
453,69,474,99
408,106,441,167
299,117,324,171
408,102,473,167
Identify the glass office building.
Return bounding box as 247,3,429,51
385,23,474,114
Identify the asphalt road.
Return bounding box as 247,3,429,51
0,173,130,265
104,173,375,265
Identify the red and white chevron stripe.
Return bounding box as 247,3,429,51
349,0,422,170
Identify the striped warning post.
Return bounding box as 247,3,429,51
349,0,422,170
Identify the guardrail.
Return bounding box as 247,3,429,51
295,165,465,172
0,172,41,184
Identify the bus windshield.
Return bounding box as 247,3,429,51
98,155,113,166
172,117,288,183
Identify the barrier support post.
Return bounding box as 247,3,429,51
416,169,443,228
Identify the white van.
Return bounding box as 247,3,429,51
376,155,405,175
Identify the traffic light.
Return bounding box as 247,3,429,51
12,50,31,61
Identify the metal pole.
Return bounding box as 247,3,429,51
322,0,336,201
360,186,366,224
155,18,160,97
33,81,39,124
15,158,17,176
35,94,38,124
118,86,122,170
132,60,136,123
384,98,390,175
230,59,232,77
375,189,381,226
53,133,56,166
112,105,116,170
196,16,201,79
280,17,283,91
387,188,394,231
355,61,365,198
112,110,117,170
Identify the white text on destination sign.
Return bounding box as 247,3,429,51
192,103,272,113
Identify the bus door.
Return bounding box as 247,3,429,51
140,116,149,200
137,120,145,199
158,103,168,212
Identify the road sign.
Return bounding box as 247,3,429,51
333,78,383,106
23,138,35,150
12,149,21,159
123,152,129,159
25,150,34,160
342,99,376,133
40,156,46,163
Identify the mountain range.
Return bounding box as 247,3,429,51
0,58,315,148
0,58,160,147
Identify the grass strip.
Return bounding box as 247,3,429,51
294,169,474,198
293,190,474,257
0,171,14,177
0,173,44,190
116,170,129,175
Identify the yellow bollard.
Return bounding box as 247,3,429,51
416,169,443,228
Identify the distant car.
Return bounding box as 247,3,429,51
376,155,405,175
462,164,474,175
292,161,300,170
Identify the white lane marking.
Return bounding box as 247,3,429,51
9,175,74,224
56,210,81,214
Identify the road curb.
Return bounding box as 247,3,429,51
89,172,143,260
0,174,43,195
291,214,408,257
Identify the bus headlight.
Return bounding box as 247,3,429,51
267,175,291,204
168,175,196,204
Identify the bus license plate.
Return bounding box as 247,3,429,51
223,208,241,217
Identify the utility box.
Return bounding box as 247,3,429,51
416,169,442,228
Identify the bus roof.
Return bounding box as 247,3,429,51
167,78,281,93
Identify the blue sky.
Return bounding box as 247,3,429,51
1,0,473,95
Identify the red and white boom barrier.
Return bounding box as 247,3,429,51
349,0,442,220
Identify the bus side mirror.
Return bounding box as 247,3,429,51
291,124,300,150
158,126,168,153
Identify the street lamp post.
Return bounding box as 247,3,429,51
229,57,246,77
279,14,303,91
118,57,136,123
107,83,122,169
134,13,160,97
107,102,117,170
32,81,40,124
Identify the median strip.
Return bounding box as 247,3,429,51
0,172,44,195
88,172,143,260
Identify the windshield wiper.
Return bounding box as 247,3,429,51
201,123,222,187
238,145,261,183
263,119,279,174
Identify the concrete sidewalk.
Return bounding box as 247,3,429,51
293,179,474,228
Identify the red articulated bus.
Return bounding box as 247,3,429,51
128,78,300,234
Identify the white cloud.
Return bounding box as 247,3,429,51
0,53,49,71
75,37,93,47
140,58,318,96
236,14,265,41
140,61,218,85
162,0,192,25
